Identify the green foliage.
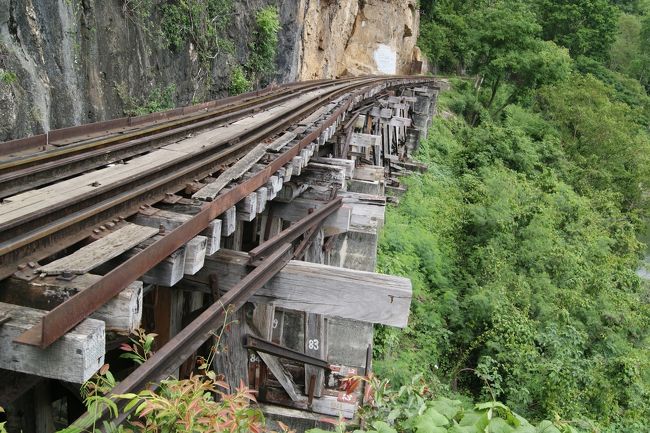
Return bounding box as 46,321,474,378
58,327,280,433
0,406,6,433
229,66,252,95
114,376,264,432
0,70,17,84
409,0,650,431
306,375,578,433
246,6,280,84
160,0,235,64
534,0,619,61
116,83,176,117
122,0,155,33
537,73,650,209
376,82,650,429
119,328,156,365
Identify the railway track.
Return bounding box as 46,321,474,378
0,77,369,199
0,77,416,278
0,75,432,346
0,76,436,429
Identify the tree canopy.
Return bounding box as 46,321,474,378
377,1,650,431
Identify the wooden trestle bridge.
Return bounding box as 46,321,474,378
0,76,439,431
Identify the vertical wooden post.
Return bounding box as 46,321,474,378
34,382,55,433
212,307,249,392
153,286,184,349
303,228,326,398
304,313,326,398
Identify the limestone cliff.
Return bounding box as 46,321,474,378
0,0,422,142
299,0,422,80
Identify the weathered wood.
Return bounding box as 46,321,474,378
236,192,258,222
348,179,382,195
275,181,310,203
267,131,298,152
0,274,142,334
212,308,249,392
300,163,347,191
327,318,374,368
310,157,355,178
127,236,187,286
154,286,184,346
304,313,326,398
192,133,275,200
132,208,222,255
311,394,357,419
183,236,207,275
184,250,412,327
385,185,407,197
328,231,378,273
292,156,303,176
251,303,275,341
221,206,237,236
283,162,293,182
353,165,384,182
0,302,104,383
249,304,305,402
38,223,158,275
390,116,412,127
34,381,55,433
256,187,268,214
0,87,346,223
303,229,327,399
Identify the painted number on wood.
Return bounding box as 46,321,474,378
308,339,319,351
272,318,278,329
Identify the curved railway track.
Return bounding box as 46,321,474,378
0,75,435,429
0,77,423,276
0,75,434,351
0,77,369,199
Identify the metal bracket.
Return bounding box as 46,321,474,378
244,334,330,370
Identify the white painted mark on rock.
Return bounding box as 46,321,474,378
374,44,397,75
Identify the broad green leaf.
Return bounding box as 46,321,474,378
449,422,482,433
534,421,561,433
487,417,515,433
371,421,398,433
475,402,509,411
430,398,463,419
387,408,402,422
511,425,536,433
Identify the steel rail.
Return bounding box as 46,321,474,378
0,78,367,199
248,197,343,262
11,77,434,347
70,243,295,431
0,78,335,158
0,77,414,276
69,195,344,429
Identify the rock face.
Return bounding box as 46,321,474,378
299,0,421,79
0,0,421,141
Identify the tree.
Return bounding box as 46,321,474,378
537,73,650,209
467,3,572,118
535,0,619,61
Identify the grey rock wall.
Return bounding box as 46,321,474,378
0,0,303,142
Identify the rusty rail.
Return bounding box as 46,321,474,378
0,79,367,199
69,195,343,429
9,77,434,348
0,78,380,277
0,79,329,158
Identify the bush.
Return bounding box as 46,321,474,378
229,66,252,95
247,6,280,82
